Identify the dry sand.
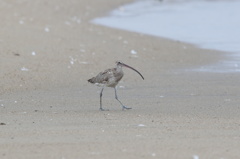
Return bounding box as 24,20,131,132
1,0,240,159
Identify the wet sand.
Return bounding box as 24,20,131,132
1,0,240,159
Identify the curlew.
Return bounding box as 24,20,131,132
88,61,144,111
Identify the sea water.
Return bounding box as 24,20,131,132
92,0,240,72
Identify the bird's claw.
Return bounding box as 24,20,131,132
122,106,132,110
99,108,109,111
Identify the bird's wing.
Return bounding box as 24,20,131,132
95,69,113,84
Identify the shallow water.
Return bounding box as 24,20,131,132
92,0,240,72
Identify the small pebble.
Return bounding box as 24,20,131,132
119,85,125,88
45,27,50,32
21,67,29,71
193,155,199,159
152,153,156,157
19,20,24,24
131,50,137,54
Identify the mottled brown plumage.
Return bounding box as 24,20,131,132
88,66,123,87
88,61,144,111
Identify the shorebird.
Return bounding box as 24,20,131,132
88,61,144,111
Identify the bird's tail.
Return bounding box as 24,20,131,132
87,77,95,84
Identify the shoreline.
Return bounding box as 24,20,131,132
93,0,240,53
92,0,240,73
1,0,240,159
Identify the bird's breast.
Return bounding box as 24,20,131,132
105,69,123,87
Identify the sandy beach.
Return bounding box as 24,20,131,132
1,0,240,158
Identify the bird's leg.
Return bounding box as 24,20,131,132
114,87,132,110
99,87,108,111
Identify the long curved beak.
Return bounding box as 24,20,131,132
121,63,144,80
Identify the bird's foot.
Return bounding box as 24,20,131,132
122,106,132,110
99,108,109,111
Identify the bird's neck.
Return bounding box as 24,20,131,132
116,65,122,71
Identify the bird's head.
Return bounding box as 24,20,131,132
116,61,123,66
